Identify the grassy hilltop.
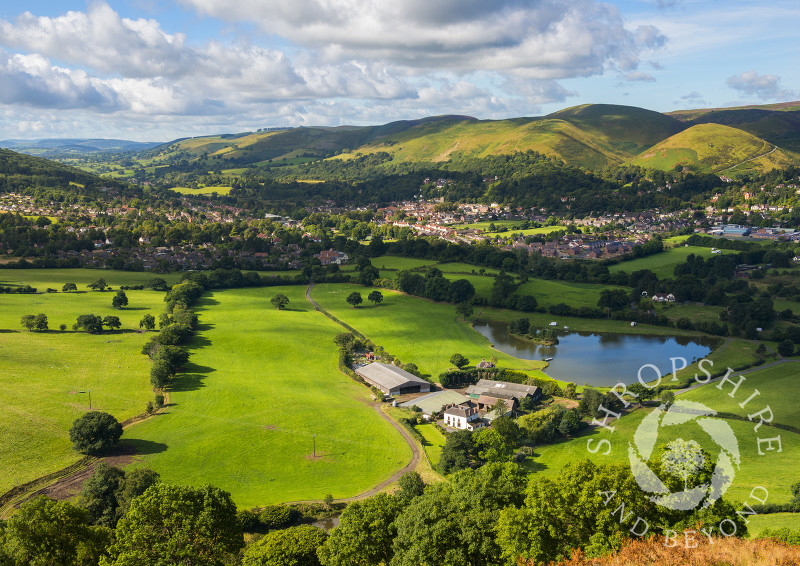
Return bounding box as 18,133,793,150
131,101,800,177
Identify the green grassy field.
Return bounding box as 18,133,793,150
0,268,183,290
170,186,233,195
371,256,437,271
748,513,800,537
530,404,800,505
682,362,800,429
125,286,411,507
608,246,736,279
0,272,171,494
437,262,501,275
659,303,726,325
516,278,623,308
451,221,566,237
415,423,446,466
310,283,545,378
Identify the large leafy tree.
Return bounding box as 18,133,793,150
111,290,128,310
243,525,326,566
317,494,404,566
105,484,243,566
270,293,289,310
346,292,363,308
80,463,126,528
69,412,123,455
3,496,111,566
391,463,526,566
496,461,660,565
439,430,475,474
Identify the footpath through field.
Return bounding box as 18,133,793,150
302,283,422,503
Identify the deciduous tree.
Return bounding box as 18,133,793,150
346,292,363,308
270,293,289,310
243,525,326,566
69,412,123,455
111,290,128,310
318,494,403,566
106,484,243,566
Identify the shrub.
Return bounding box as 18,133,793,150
259,504,301,531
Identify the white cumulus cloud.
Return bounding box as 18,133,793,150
726,70,795,101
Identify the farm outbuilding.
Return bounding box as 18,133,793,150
355,362,432,395
399,389,469,415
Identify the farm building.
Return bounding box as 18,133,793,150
399,389,469,416
355,362,432,395
443,404,484,430
465,379,541,403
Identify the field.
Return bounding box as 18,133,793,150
170,186,233,195
748,513,800,537
310,283,545,378
682,361,800,429
530,403,800,505
371,256,437,271
0,268,183,290
437,262,501,275
415,423,446,466
0,269,177,494
450,221,566,236
516,278,622,308
124,286,411,507
608,246,736,279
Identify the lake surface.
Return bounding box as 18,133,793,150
472,321,717,387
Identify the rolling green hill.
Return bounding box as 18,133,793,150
669,102,800,153
133,101,800,176
352,116,630,169
628,123,800,174
546,103,687,155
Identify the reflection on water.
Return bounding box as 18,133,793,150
473,321,716,387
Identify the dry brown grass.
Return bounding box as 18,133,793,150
548,535,800,566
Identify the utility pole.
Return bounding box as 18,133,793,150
78,390,92,409
313,434,316,458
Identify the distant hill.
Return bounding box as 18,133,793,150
23,101,799,177
546,103,687,155
0,138,161,156
628,123,800,174
669,104,800,153
0,148,118,193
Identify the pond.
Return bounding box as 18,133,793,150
472,321,717,387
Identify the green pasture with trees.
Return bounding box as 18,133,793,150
527,403,800,505
310,283,545,378
123,285,412,507
608,245,737,279
0,269,171,495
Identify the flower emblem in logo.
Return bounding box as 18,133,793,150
628,399,740,511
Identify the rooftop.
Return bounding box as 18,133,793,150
355,362,430,390
400,390,469,415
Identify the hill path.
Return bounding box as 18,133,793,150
720,144,777,173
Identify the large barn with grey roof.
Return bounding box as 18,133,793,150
355,362,432,395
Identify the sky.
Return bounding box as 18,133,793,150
0,0,797,142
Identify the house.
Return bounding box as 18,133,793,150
354,362,432,395
442,404,484,430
